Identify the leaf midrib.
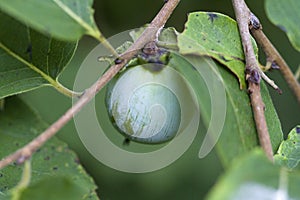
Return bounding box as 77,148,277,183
52,0,99,38
0,42,58,86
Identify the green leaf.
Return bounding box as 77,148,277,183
16,177,88,200
178,12,258,89
0,0,99,41
0,99,4,111
206,149,300,200
275,126,300,169
0,97,98,199
265,0,300,51
217,66,282,166
169,53,282,167
0,11,77,99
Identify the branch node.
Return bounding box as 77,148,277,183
246,67,261,84
142,41,159,55
16,155,30,165
249,12,261,30
249,12,300,103
114,57,124,64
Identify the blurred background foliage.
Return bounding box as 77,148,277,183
20,0,299,199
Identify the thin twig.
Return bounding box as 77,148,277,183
232,0,274,161
0,0,181,170
249,20,300,104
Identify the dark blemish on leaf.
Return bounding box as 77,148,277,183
123,138,130,146
114,58,123,64
44,156,50,161
25,44,32,61
296,126,300,134
36,148,41,153
0,173,3,178
203,37,206,41
74,157,80,164
281,153,284,156
234,56,244,62
195,14,199,17
15,142,19,147
53,166,58,171
207,13,218,23
191,65,197,71
218,54,230,62
293,141,296,144
217,40,221,43
188,45,192,49
211,48,215,51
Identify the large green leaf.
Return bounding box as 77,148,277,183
265,0,300,51
168,53,282,167
178,12,258,89
0,0,99,41
0,97,98,199
14,177,88,200
275,125,300,169
0,11,77,99
206,149,300,200
217,64,282,166
176,12,282,166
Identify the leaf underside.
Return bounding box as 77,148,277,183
265,0,300,52
0,97,98,199
0,0,99,41
0,11,77,99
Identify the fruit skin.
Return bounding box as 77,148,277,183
105,62,183,144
